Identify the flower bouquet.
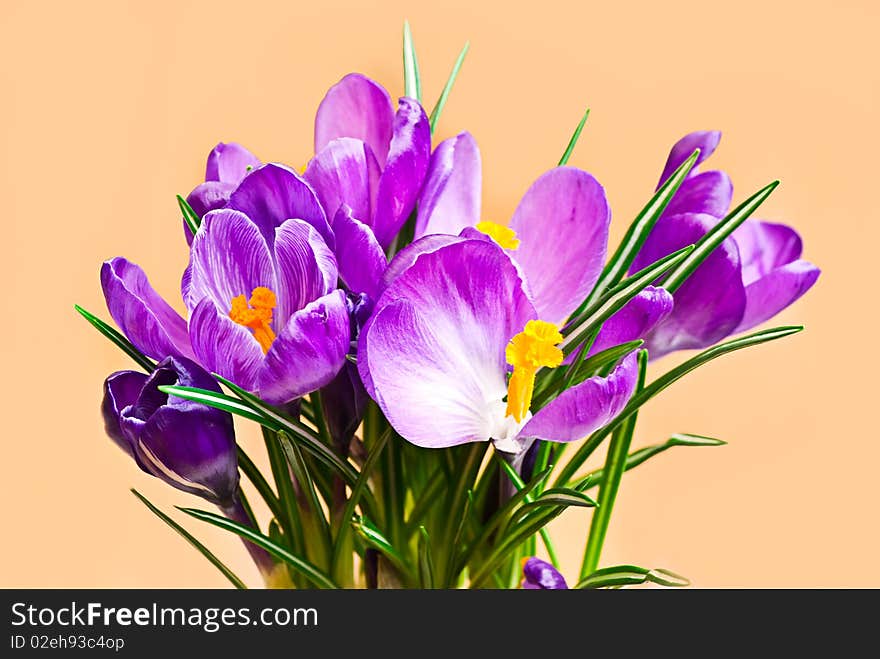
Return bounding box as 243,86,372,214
79,23,819,589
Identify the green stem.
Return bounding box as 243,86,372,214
262,427,304,554
580,351,647,578
237,445,283,522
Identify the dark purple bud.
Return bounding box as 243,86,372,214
102,356,239,506
522,557,568,590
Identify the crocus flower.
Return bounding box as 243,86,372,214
103,355,275,576
304,73,431,250
184,142,261,244
411,135,674,353
103,206,349,404
521,557,568,589
632,131,820,357
102,356,239,505
358,238,638,454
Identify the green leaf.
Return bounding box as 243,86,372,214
663,180,779,293
158,385,267,425
562,245,695,356
544,340,642,405
581,350,648,577
236,445,283,521
558,108,590,166
575,564,690,589
178,506,337,588
584,433,726,488
211,375,362,488
403,20,421,102
331,426,390,581
276,431,332,567
497,460,560,567
555,325,803,487
74,305,156,372
521,487,598,510
131,489,246,589
418,526,435,589
352,516,413,580
177,194,201,235
429,41,469,132
574,148,701,315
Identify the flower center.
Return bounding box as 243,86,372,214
476,221,521,250
505,319,563,422
229,286,277,354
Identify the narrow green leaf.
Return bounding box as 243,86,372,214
545,340,642,406
212,375,362,489
277,431,332,567
403,20,421,102
177,194,201,235
583,433,726,488
74,305,156,372
178,506,337,589
331,427,390,581
352,516,413,580
581,350,648,577
663,180,779,293
497,459,560,567
131,489,246,589
521,487,598,510
429,41,469,132
236,445,283,521
575,564,690,589
562,245,695,355
418,526,435,589
558,108,590,166
574,148,701,315
158,385,267,425
555,325,803,487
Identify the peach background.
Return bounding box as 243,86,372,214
1,0,877,587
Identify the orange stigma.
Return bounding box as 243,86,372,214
505,320,563,422
229,286,277,354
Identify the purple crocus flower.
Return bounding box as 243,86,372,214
632,131,821,357
103,206,349,404
304,73,432,250
358,238,638,454
405,137,674,353
103,355,275,576
521,557,568,589
184,142,261,244
102,356,239,505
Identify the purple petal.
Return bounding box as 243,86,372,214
188,298,263,392
379,233,468,294
225,163,333,249
733,220,804,285
415,131,482,239
102,370,149,465
101,257,194,361
633,213,746,358
205,142,260,183
372,97,431,248
333,205,386,299
522,557,568,589
736,260,820,332
304,137,381,225
258,290,351,404
588,286,674,356
521,352,639,443
186,209,277,314
657,130,721,188
509,167,611,325
314,73,394,168
185,180,237,233
273,219,338,325
663,170,733,219
359,240,536,448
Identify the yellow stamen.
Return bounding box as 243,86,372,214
476,221,521,250
505,320,563,422
229,286,277,354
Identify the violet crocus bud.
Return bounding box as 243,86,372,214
102,356,239,506
521,557,569,590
